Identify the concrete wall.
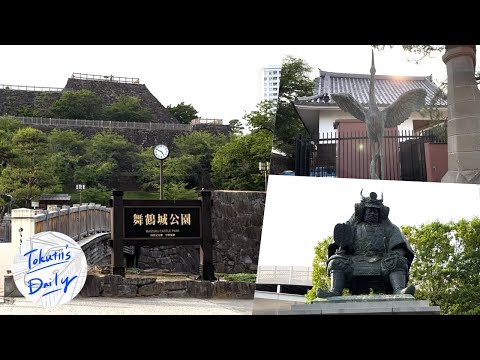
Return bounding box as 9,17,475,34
0,243,12,296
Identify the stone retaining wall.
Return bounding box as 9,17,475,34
80,274,254,299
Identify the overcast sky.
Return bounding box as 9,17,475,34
258,176,480,267
0,45,449,123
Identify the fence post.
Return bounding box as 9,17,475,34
10,209,37,260
200,190,215,280
112,191,125,276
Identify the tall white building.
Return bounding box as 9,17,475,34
261,65,282,101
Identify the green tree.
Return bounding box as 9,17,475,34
173,131,228,189
137,147,161,192
166,102,198,124
47,129,86,189
105,95,153,123
0,127,61,206
78,131,140,188
228,119,244,135
274,56,314,155
79,185,110,205
51,90,104,120
211,131,272,190
0,116,22,135
0,117,21,169
164,155,202,189
244,100,276,133
305,237,331,303
402,218,480,315
136,147,199,199
164,183,198,200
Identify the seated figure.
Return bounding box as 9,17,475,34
316,191,415,298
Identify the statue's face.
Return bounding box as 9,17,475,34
364,207,379,223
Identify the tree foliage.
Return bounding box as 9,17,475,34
166,102,198,124
274,56,314,154
244,100,276,133
51,90,104,120
402,218,480,315
172,131,228,189
305,237,331,303
105,95,153,123
78,185,110,205
164,183,198,200
228,119,244,135
211,131,272,191
0,127,61,206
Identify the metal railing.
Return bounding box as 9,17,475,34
296,129,447,181
191,118,223,125
256,266,312,286
71,72,140,84
15,116,193,131
0,84,64,92
33,204,111,241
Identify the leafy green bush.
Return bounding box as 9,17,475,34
305,237,331,303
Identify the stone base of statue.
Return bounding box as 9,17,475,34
284,294,440,315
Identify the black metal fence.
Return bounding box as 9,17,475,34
296,129,446,181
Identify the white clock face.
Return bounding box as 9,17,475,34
153,144,169,160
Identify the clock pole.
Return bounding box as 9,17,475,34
159,159,164,200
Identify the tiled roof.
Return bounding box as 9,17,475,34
296,70,447,107
39,194,71,201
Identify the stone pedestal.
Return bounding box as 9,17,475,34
441,45,480,184
284,295,440,315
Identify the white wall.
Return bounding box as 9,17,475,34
317,109,422,137
0,243,12,296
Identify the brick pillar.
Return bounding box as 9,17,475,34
441,45,480,183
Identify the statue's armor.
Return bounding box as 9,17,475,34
351,223,384,276
327,220,413,278
353,223,384,256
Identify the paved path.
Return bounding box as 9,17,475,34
0,297,253,315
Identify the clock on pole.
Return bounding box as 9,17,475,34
153,144,169,199
153,144,169,160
